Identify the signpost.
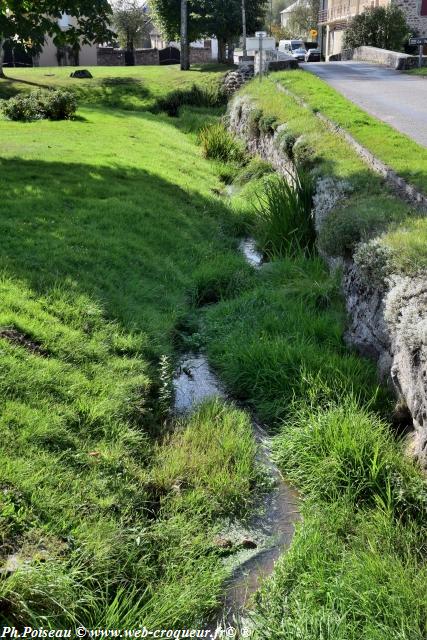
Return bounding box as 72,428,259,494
409,36,427,68
255,31,267,82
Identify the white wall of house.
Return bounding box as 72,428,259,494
36,36,98,67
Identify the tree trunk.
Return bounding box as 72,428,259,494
0,39,6,79
180,0,190,70
227,40,234,65
217,38,226,64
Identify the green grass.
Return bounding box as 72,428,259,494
275,69,427,194
238,75,427,273
0,64,228,110
0,67,264,626
407,67,427,76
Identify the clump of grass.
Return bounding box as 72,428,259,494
151,399,258,518
190,253,253,306
254,169,315,258
234,157,274,186
156,83,226,117
199,122,247,164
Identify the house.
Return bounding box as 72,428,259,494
318,0,427,59
33,14,98,67
280,0,310,28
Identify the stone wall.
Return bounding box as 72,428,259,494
393,0,427,38
351,45,427,69
98,47,162,66
97,46,211,67
227,93,427,467
189,47,212,64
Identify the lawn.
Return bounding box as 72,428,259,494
0,66,261,627
0,64,228,110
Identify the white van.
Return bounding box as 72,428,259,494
278,39,306,54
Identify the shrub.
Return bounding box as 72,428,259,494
343,5,410,52
155,83,227,117
199,122,246,164
254,168,315,258
42,90,78,120
2,90,77,122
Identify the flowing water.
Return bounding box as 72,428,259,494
173,353,300,627
239,238,264,269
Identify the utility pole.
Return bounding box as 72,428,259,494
181,0,189,70
270,0,273,36
242,0,247,58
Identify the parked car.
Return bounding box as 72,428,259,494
291,47,307,62
305,48,321,62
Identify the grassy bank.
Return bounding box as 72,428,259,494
236,74,427,277
275,69,427,194
195,75,427,637
0,66,262,626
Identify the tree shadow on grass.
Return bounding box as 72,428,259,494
0,156,238,351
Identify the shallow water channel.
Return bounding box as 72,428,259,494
173,352,300,627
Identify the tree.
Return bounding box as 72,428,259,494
343,5,410,52
0,1,113,77
149,0,268,64
112,0,151,65
286,0,319,39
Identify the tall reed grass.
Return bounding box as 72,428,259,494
254,169,315,258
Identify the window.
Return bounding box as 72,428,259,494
421,0,427,16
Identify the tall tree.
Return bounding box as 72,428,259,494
0,1,113,77
150,0,268,64
112,0,151,65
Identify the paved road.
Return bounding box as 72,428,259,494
301,61,427,148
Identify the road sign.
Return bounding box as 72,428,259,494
255,31,267,38
409,37,426,68
310,29,318,38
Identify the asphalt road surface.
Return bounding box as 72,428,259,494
301,61,427,148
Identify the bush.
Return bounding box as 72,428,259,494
254,168,315,258
343,5,410,52
155,83,227,117
199,122,246,164
2,90,77,122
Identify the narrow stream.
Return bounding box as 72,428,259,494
173,352,300,627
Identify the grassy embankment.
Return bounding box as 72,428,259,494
273,70,427,275
0,65,261,627
195,73,427,638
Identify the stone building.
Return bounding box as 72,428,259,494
318,0,427,59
